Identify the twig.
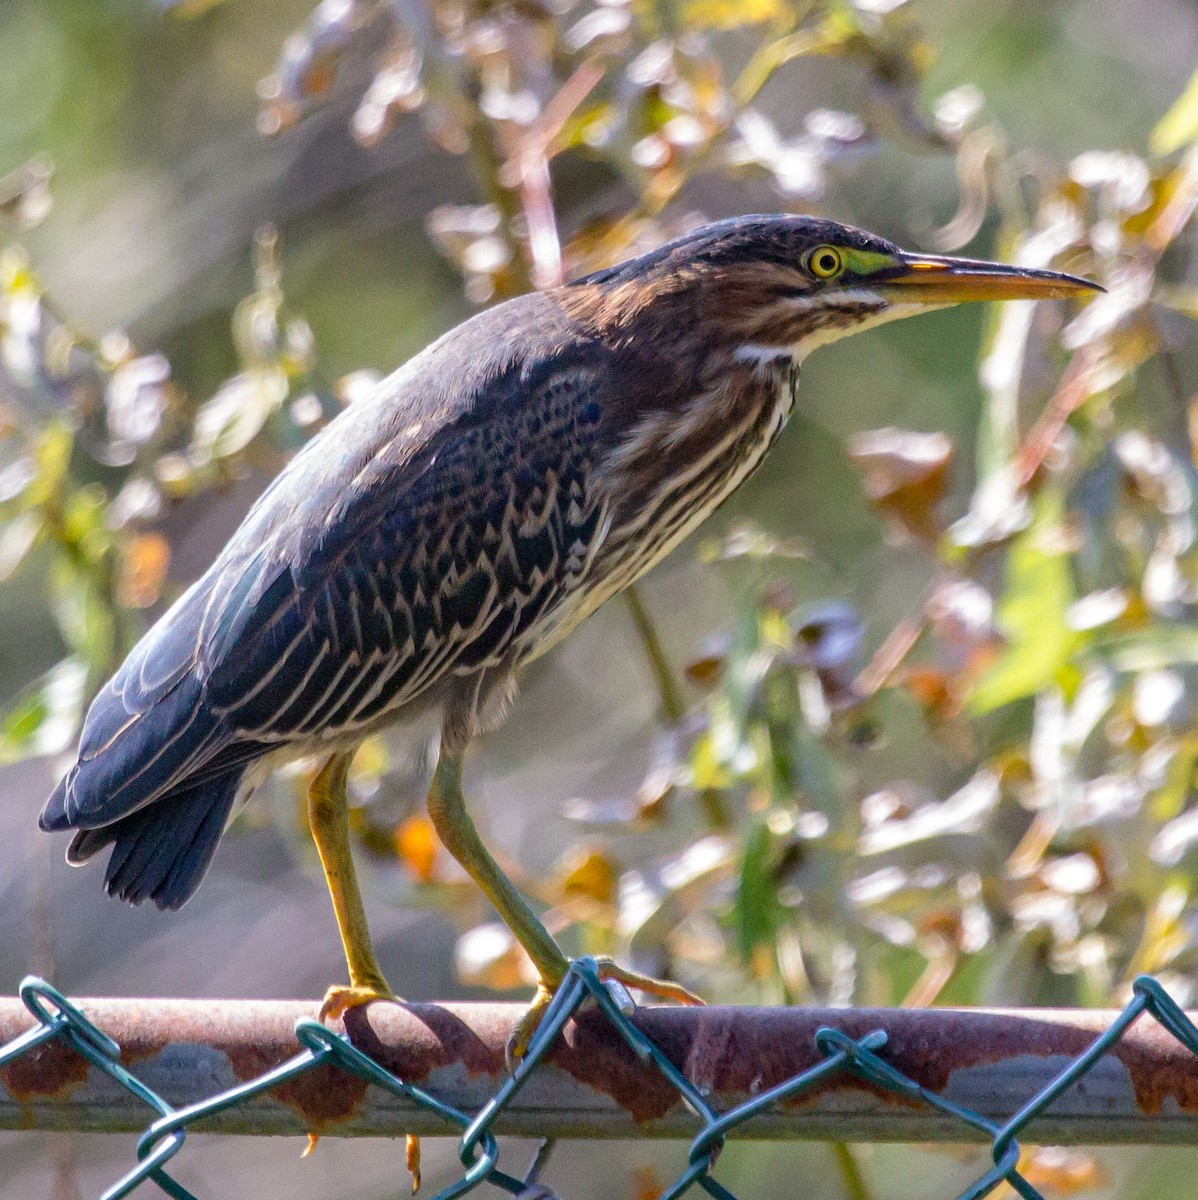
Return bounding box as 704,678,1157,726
830,1141,873,1200
623,584,686,724
902,942,959,1008
1157,347,1193,462
854,615,927,697
1012,347,1100,489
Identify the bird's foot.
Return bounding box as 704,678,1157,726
506,982,556,1072
505,959,704,1071
318,980,401,1024
590,957,706,1009
314,981,418,1190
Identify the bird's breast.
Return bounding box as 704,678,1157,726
527,358,798,653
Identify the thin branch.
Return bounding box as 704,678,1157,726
1013,346,1100,489
831,1141,873,1200
623,584,686,724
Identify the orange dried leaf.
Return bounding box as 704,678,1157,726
407,1134,421,1194
847,428,954,544
995,1147,1108,1197
117,533,171,608
685,654,724,689
631,1166,664,1200
900,666,961,719
554,844,619,905
395,814,440,883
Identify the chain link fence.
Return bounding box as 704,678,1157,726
3,958,1198,1200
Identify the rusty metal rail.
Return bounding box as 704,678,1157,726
3,962,1198,1200
4,992,1198,1142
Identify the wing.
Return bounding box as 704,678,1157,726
202,330,612,743
43,290,606,835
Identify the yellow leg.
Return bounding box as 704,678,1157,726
428,751,568,982
427,749,703,1066
308,751,397,1021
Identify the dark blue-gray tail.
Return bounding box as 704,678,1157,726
58,772,243,909
39,575,262,910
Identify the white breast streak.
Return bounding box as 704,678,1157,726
532,367,798,654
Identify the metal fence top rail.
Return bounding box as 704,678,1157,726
4,981,1198,1144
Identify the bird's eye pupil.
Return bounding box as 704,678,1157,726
812,249,841,277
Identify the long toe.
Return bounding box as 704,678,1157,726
593,958,705,1007
319,982,402,1024
505,983,556,1072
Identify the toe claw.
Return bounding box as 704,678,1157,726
319,983,399,1024
504,961,704,1074
506,984,554,1073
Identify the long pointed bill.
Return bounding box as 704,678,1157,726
880,253,1103,304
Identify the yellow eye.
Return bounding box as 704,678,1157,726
808,245,844,279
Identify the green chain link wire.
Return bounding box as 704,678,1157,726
4,961,1198,1200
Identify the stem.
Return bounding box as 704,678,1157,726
831,1141,872,1200
623,585,732,830
623,583,685,723
1157,347,1192,462
463,114,532,293
1013,346,1099,488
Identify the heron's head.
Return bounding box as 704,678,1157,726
569,214,1100,362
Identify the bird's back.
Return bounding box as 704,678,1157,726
41,291,618,906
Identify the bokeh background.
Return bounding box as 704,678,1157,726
1,0,1197,1196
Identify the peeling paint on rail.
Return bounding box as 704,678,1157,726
3,998,1198,1141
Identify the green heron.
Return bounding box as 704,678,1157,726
40,214,1097,1053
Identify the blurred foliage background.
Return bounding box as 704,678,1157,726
1,0,1197,1197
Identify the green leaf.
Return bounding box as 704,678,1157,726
734,819,781,966
0,657,87,764
968,489,1078,714
1151,68,1198,156
1149,734,1198,821
26,423,73,507
192,368,288,459
50,563,116,676
1092,625,1198,672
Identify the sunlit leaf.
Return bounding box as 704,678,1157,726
734,819,782,971
1148,735,1198,822
0,511,40,580
1151,67,1198,157
554,843,619,905
26,423,72,506
689,727,735,790
106,354,171,446
0,154,53,232
1093,625,1198,673
192,368,288,459
683,0,788,29
698,519,810,562
994,1147,1109,1199
0,657,87,764
968,490,1078,714
455,922,536,991
847,426,954,543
